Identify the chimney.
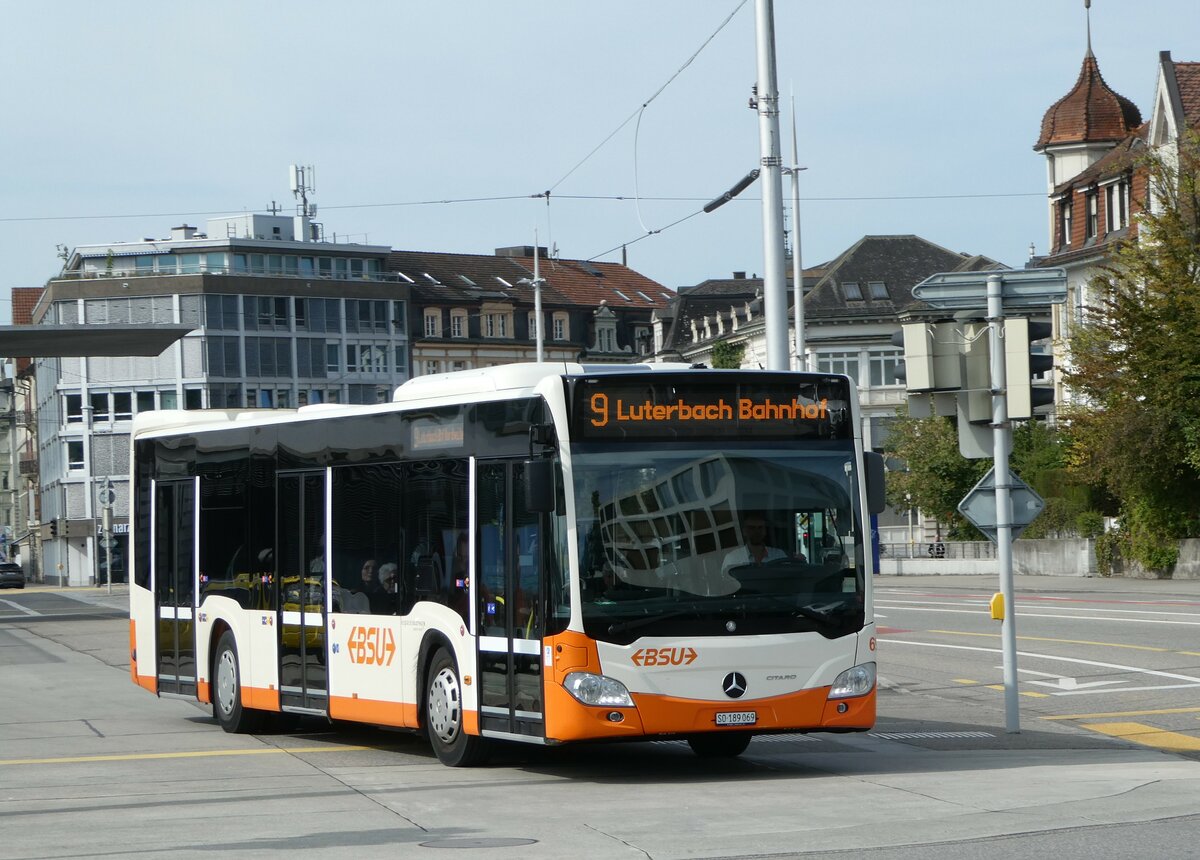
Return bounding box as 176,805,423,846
732,271,746,280
170,224,198,241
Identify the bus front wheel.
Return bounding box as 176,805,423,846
687,732,753,758
425,647,490,767
213,631,263,734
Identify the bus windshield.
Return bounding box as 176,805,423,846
572,446,865,645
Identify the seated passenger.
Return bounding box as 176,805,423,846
371,562,400,614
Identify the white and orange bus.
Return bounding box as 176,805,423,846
129,363,884,766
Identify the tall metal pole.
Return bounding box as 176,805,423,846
788,93,806,371
754,0,789,371
533,230,544,363
987,273,1020,733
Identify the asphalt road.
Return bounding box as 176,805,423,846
2,577,1200,859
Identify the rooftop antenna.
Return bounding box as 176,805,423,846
290,164,317,217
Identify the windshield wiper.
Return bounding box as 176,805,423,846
607,605,701,635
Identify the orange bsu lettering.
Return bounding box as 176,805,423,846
631,646,698,667
347,626,396,666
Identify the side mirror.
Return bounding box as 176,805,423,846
524,459,556,513
864,452,886,515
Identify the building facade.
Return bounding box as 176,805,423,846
31,215,408,585
391,246,673,375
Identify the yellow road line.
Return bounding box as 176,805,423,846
928,629,1169,653
953,679,979,685
984,684,1047,698
1042,706,1200,721
0,745,374,767
1081,722,1200,752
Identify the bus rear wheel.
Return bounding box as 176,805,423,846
213,631,263,734
687,731,753,758
425,647,490,767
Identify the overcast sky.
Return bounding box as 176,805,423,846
3,1,1198,324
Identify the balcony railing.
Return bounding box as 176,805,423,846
51,264,410,284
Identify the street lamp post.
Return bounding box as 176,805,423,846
906,493,914,558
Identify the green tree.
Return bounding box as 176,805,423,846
709,340,745,369
883,404,988,539
1063,130,1200,568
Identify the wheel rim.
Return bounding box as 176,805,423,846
428,665,462,744
216,649,237,717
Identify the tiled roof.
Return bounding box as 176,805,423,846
1173,61,1200,127
665,235,1004,350
1036,55,1142,151
386,250,674,310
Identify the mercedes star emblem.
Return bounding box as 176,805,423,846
722,672,748,699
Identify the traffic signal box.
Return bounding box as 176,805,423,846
893,317,1054,457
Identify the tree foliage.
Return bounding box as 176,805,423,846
709,340,745,369
1063,131,1200,568
883,404,988,539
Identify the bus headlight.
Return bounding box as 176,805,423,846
563,672,634,708
828,662,875,699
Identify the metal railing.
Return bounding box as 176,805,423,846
879,541,996,560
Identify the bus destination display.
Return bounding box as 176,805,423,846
570,375,851,441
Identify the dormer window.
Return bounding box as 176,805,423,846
868,281,888,300
842,282,863,301
1059,199,1073,247
1085,191,1099,240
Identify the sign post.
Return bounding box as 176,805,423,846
911,268,1064,733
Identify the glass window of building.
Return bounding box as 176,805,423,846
842,282,863,301
90,392,110,422
205,253,226,273
869,349,903,386
817,350,860,383
868,282,889,300
180,254,201,274
326,344,340,373
267,255,283,274
161,391,178,410
300,257,315,276
136,391,155,413
135,256,155,274
113,392,133,420
232,254,248,273
450,309,467,338
424,311,441,337
157,256,177,275
392,300,407,331
67,441,85,471
335,258,348,278
284,256,299,275
318,257,332,276
553,313,568,341
250,254,266,274
65,393,83,424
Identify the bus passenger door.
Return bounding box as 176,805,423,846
154,478,197,697
277,471,328,714
475,460,545,741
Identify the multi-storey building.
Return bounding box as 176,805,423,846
31,214,407,585
1032,39,1200,401
391,246,674,374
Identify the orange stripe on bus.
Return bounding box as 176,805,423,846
328,696,417,728
243,686,280,712
129,620,138,685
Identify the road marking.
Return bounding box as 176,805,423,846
928,629,1171,653
984,684,1048,698
883,639,1200,694
0,745,376,767
874,604,1200,627
1013,667,1127,691
1042,707,1200,721
953,678,979,685
1081,722,1200,752
0,599,39,616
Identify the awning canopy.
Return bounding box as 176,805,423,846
0,325,195,357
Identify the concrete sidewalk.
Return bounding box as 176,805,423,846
878,572,1200,597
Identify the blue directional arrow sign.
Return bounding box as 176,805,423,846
912,269,1067,309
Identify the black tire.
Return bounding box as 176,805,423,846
212,631,263,733
687,731,753,758
425,646,490,767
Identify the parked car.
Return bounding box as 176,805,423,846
0,562,25,589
